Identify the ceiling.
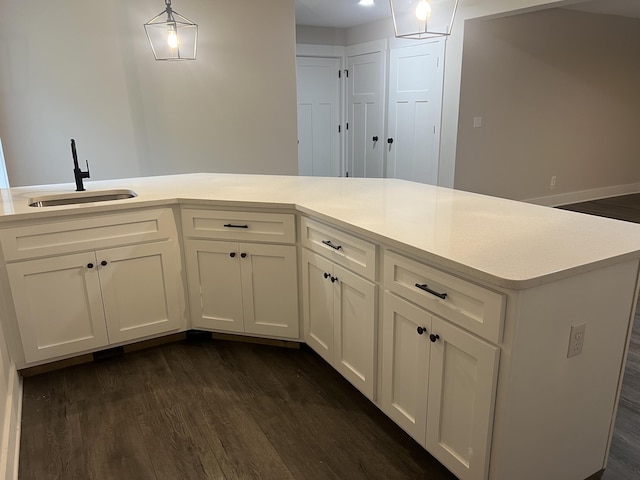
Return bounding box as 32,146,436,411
294,0,640,29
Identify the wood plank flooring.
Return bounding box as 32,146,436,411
19,339,458,480
18,193,640,480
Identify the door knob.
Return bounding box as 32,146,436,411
387,138,394,144
372,136,379,142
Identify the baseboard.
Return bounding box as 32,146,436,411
524,182,640,207
0,364,22,480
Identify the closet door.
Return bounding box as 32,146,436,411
387,40,444,185
346,50,385,178
296,56,341,177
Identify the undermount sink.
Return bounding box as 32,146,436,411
28,189,137,207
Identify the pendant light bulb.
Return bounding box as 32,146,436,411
167,27,178,49
415,0,432,21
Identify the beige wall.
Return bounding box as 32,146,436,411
454,8,640,202
0,0,298,187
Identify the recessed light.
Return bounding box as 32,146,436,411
359,0,375,6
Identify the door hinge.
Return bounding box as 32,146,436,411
338,125,341,133
338,70,341,78
346,122,349,130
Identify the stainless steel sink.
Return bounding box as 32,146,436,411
29,189,137,207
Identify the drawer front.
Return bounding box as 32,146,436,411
384,250,505,343
182,209,295,243
0,209,176,262
301,217,376,281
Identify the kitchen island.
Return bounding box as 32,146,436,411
1,173,639,480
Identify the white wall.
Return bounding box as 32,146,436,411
455,9,640,202
0,0,298,187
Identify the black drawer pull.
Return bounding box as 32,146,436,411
322,240,342,251
223,224,249,229
415,283,447,300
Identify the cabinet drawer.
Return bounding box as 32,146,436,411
0,209,177,262
384,250,505,343
181,209,295,243
301,217,376,280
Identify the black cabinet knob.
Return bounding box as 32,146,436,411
373,136,379,142
429,333,440,343
241,253,247,258
387,138,394,144
87,263,94,269
330,276,338,283
100,260,108,267
417,326,427,335
324,272,331,279
230,252,236,258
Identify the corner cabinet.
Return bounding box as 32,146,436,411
0,209,185,364
182,209,299,339
380,250,503,480
300,218,377,400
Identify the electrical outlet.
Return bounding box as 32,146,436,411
550,176,557,189
567,323,586,358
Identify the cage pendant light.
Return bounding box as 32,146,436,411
389,0,459,40
144,0,198,60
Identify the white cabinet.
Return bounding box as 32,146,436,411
381,291,499,480
182,209,299,339
301,243,377,400
184,240,299,338
2,209,184,364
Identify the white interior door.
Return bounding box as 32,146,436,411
387,41,444,184
296,56,341,177
347,51,385,178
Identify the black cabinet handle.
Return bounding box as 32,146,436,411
415,283,447,300
100,260,108,267
417,326,427,335
223,224,249,229
230,252,236,258
322,240,342,251
373,136,379,142
323,272,331,279
430,333,440,343
87,263,94,269
330,276,338,283
241,253,247,258
387,138,394,144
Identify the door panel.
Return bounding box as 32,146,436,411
296,56,341,177
241,243,299,338
387,41,444,184
7,252,108,363
380,291,430,443
333,264,376,400
426,316,499,480
347,51,384,178
99,242,182,343
302,249,334,363
185,240,244,332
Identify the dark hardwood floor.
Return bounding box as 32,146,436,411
18,193,640,480
19,339,458,480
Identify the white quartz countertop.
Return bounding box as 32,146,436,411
1,173,640,290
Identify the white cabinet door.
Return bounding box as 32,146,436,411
6,252,109,363
98,242,183,344
381,292,499,480
347,50,385,178
426,316,499,480
185,240,244,333
380,291,430,442
296,56,341,177
240,243,299,338
186,240,299,338
333,264,376,400
387,40,444,185
302,249,335,364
